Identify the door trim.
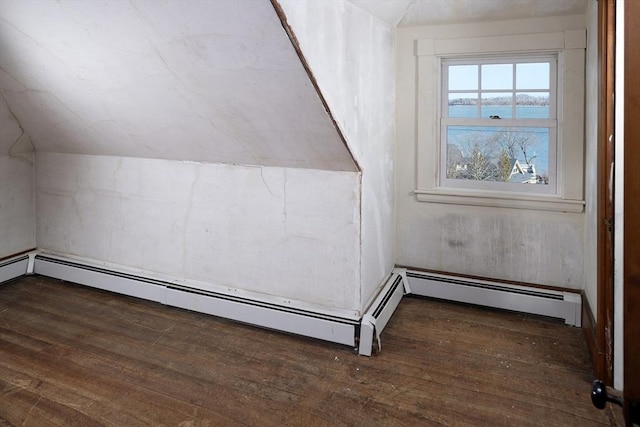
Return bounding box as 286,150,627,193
591,0,616,386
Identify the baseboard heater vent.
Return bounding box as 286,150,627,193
33,254,359,347
359,269,408,356
406,270,581,326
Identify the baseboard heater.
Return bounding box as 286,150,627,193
359,269,409,356
1,252,408,355
32,254,360,348
28,254,404,354
406,270,581,327
0,253,32,284
25,253,410,355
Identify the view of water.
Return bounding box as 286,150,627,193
448,106,550,175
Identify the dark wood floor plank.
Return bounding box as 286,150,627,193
0,276,622,426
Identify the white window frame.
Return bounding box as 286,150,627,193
440,55,557,194
414,30,586,212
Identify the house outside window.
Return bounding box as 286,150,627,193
414,30,586,212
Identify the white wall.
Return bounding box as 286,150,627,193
584,0,598,317
397,15,587,289
278,0,396,311
0,94,35,258
36,153,362,316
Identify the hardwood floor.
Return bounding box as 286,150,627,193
0,276,622,426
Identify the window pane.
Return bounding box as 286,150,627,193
446,126,549,184
516,63,549,90
516,92,549,118
481,64,513,90
449,65,478,90
481,93,513,119
448,93,478,118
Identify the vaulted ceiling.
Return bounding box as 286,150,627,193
0,0,356,170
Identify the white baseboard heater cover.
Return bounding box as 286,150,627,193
359,269,408,356
0,254,31,284
33,254,358,347
406,270,582,327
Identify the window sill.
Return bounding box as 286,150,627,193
414,189,584,213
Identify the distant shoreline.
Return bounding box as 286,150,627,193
449,94,549,107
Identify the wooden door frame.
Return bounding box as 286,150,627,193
589,0,615,386
623,0,640,422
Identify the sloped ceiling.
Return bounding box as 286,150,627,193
0,88,27,155
0,0,356,171
349,0,587,27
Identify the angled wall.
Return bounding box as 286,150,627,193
0,0,355,171
0,92,35,258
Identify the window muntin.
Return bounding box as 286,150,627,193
441,56,557,194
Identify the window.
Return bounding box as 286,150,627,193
414,30,586,212
441,56,557,195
